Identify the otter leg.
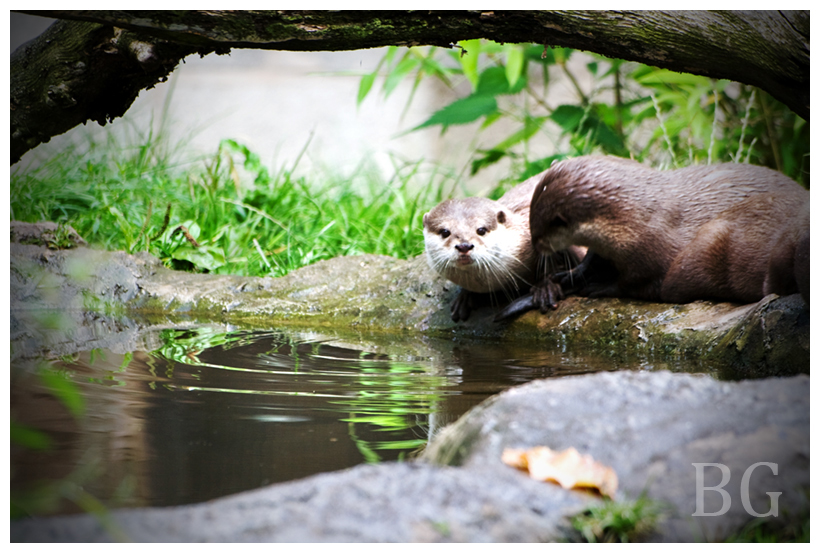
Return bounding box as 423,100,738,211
557,250,621,297
793,231,809,304
764,224,808,302
552,249,595,286
450,288,474,322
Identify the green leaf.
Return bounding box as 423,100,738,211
491,116,545,151
635,68,711,87
476,66,510,96
479,111,503,130
551,104,585,132
523,155,567,179
383,55,419,98
357,71,377,106
552,47,573,64
458,39,481,90
470,149,508,175
505,44,525,88
476,66,527,96
172,244,226,272
412,94,498,131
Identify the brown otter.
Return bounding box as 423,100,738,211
423,173,585,321
530,156,810,305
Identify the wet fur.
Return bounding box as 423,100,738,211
424,173,583,321
530,156,810,304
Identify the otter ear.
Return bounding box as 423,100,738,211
496,211,507,225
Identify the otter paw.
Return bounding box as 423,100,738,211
532,279,564,313
450,289,473,322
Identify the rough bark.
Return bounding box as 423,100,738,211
10,19,215,164
11,10,809,164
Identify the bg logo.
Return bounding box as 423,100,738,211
692,462,780,517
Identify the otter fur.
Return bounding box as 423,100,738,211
530,156,810,305
423,173,584,321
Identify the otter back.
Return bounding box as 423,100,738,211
530,156,809,304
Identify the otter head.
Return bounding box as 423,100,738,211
423,197,529,294
530,165,580,256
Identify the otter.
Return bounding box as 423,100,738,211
529,156,810,305
423,173,585,321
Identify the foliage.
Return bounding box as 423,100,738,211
11,132,451,277
359,41,809,189
570,495,666,543
10,41,808,281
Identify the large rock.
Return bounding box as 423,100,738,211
423,370,810,542
11,459,591,542
11,371,808,542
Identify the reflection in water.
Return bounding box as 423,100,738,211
10,326,704,517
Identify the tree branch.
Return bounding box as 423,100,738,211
11,10,809,164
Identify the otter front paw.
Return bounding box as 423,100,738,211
450,289,474,322
532,278,565,313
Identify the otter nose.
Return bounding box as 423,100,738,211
455,243,474,253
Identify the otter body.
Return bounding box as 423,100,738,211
530,156,810,304
423,173,583,321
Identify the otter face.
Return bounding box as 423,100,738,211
423,197,530,294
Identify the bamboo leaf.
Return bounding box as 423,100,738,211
458,39,481,90
505,44,525,88
412,94,498,131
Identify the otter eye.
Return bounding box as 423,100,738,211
439,229,451,238
476,227,488,236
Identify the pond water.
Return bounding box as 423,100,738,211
10,324,711,517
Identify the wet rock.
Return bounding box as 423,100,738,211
10,235,809,376
11,461,588,542
423,370,810,542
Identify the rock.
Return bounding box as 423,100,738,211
11,461,588,542
10,221,86,248
423,370,810,542
12,371,807,542
10,233,809,376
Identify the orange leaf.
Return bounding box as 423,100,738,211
502,446,618,498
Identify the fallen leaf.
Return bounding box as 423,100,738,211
502,446,618,498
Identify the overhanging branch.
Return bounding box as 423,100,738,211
11,10,809,164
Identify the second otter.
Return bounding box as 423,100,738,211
530,156,810,305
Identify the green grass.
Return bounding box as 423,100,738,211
11,130,455,277
569,494,809,543
569,495,666,543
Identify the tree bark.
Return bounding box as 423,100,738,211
11,10,809,165
11,17,216,164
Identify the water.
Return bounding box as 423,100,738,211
10,324,707,517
